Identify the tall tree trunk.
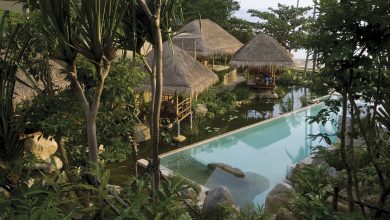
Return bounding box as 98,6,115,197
340,90,354,211
68,62,108,165
347,93,366,217
150,0,163,201
56,135,70,171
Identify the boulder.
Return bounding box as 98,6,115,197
133,124,150,142
197,189,207,206
195,104,208,117
275,208,297,220
23,133,58,161
257,91,278,99
207,163,245,178
178,187,198,202
265,182,294,211
287,163,305,183
46,156,63,172
203,187,237,216
172,135,186,143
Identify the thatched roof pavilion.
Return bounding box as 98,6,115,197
141,42,218,136
229,33,293,91
230,33,294,68
173,19,243,57
14,61,69,104
141,42,219,97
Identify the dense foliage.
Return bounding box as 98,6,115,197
248,3,311,52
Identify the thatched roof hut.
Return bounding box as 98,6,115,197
230,33,294,68
13,61,69,104
173,19,243,57
141,42,219,97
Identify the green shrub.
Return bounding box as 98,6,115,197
194,89,237,118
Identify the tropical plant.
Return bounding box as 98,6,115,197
0,11,29,175
121,0,183,199
40,0,127,165
249,3,311,52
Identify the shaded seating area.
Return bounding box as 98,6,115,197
230,33,293,91
140,42,219,140
160,93,192,123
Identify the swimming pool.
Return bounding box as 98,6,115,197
160,103,337,207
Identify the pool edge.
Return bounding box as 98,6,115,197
160,95,330,158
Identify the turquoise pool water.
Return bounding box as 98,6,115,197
160,103,337,207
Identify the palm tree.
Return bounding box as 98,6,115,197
40,0,127,165
121,0,181,200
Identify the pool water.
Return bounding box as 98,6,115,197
160,103,337,207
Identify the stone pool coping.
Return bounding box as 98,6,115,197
160,94,331,159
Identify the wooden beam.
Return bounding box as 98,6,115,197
193,40,197,60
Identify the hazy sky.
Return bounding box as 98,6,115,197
235,0,314,21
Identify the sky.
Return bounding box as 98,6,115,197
235,0,314,21
234,0,315,58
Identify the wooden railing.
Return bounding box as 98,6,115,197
176,96,191,122
160,93,192,122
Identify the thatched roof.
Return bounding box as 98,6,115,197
173,19,243,57
141,42,219,96
230,33,294,68
14,60,69,104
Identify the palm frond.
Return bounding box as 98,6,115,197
0,12,29,167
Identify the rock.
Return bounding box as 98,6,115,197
172,135,186,143
197,189,206,206
257,91,279,99
133,124,150,142
30,156,63,173
269,214,277,220
178,187,198,201
98,144,105,154
287,163,305,183
0,187,10,198
23,133,58,161
195,104,208,117
265,182,294,211
207,163,245,178
276,208,297,220
203,187,237,216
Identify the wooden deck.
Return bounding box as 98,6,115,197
247,80,276,90
161,93,192,122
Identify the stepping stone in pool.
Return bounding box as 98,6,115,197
207,163,245,178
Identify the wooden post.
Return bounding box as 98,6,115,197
181,39,184,49
212,55,215,70
175,120,181,137
190,112,193,131
224,54,227,66
175,92,179,117
193,39,197,60
272,66,276,86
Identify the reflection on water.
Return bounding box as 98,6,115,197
161,103,338,207
164,87,317,151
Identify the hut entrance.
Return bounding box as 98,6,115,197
161,92,192,123
246,66,277,90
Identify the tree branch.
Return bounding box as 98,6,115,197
68,64,90,114
136,0,154,20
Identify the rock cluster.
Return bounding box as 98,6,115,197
23,132,63,172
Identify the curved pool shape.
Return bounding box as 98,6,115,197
160,103,337,207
